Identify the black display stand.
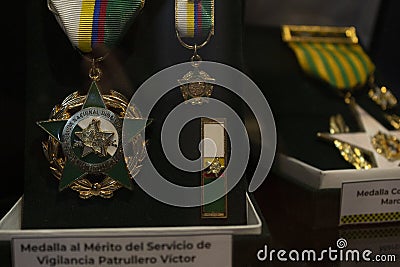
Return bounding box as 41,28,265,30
23,0,248,229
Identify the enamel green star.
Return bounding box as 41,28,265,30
37,82,148,191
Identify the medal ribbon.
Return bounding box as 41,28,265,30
176,0,214,39
288,42,375,90
50,0,144,53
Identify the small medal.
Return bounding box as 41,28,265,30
38,0,147,198
175,0,215,105
178,54,215,105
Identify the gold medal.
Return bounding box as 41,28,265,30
175,0,215,105
178,53,215,105
38,79,147,198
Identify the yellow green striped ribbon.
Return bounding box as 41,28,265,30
289,42,375,90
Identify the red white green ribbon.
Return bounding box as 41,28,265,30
50,0,144,53
176,0,214,39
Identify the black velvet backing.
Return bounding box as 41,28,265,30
23,0,247,229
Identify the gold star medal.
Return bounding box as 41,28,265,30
37,81,148,198
37,0,147,198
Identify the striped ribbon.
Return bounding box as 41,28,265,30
50,0,144,53
288,42,376,90
176,0,214,39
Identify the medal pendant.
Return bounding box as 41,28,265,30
38,81,147,199
42,0,148,198
179,64,215,105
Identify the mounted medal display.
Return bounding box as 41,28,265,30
252,24,400,228
282,25,399,171
37,82,147,198
37,0,148,198
20,0,248,230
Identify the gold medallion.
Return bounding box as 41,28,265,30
179,59,215,105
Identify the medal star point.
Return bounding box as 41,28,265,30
37,120,68,141
82,81,107,109
319,103,400,169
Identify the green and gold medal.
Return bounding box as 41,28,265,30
37,0,148,198
282,25,399,170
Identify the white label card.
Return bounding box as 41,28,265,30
12,235,232,267
340,179,400,226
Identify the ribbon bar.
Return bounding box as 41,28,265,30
282,25,359,44
201,118,228,219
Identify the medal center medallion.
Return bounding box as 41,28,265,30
62,107,122,173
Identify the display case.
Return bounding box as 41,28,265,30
0,0,274,265
0,193,270,267
2,0,400,265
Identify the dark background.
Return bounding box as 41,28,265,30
1,0,400,256
1,1,399,266
242,0,400,94
245,0,381,50
3,0,400,215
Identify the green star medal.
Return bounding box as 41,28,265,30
37,0,147,198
